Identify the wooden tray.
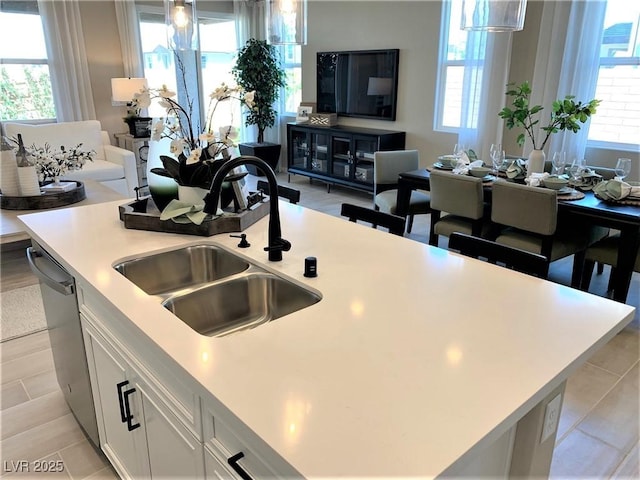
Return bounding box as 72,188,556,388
0,181,86,210
118,196,271,236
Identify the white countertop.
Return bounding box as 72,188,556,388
19,200,635,478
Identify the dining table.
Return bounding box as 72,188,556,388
396,168,640,303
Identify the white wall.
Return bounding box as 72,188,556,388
302,1,456,167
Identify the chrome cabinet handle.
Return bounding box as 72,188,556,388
227,452,253,480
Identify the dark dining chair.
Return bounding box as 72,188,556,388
373,150,430,233
491,180,608,283
448,232,549,278
579,234,640,300
428,170,487,247
340,203,406,236
256,180,301,204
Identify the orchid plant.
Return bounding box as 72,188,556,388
132,58,255,189
24,142,95,182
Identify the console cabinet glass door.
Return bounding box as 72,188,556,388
310,132,329,174
290,129,329,174
290,129,309,170
331,135,352,181
353,136,376,186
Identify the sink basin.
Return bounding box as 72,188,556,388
163,272,321,337
114,244,250,295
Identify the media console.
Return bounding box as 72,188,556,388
286,123,406,193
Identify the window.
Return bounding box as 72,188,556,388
587,0,640,149
434,0,485,132
0,2,56,121
278,45,301,115
138,9,238,133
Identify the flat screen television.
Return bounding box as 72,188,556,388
316,49,399,121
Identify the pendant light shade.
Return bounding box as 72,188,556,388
165,0,198,51
461,0,527,32
266,0,307,45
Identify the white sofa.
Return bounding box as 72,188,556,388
4,120,138,197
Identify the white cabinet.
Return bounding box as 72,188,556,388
78,282,297,480
82,312,204,479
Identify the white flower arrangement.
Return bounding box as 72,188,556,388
27,143,95,182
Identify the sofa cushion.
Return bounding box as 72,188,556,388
4,121,105,161
61,159,124,182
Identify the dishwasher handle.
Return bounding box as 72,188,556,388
26,247,74,296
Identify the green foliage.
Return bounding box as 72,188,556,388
0,66,55,121
498,81,600,150
232,39,286,143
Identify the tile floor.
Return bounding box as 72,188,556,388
0,172,638,479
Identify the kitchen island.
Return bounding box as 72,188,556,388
19,199,635,478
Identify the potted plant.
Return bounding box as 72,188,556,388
498,81,600,175
232,38,286,175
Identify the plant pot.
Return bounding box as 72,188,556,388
125,117,152,138
238,142,281,176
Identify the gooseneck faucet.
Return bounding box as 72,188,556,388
203,156,291,261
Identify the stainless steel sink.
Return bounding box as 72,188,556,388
163,272,321,337
113,244,250,295
114,244,321,337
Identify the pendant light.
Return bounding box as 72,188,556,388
165,0,198,51
266,0,307,45
461,0,527,32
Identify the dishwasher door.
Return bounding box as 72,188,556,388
27,241,99,447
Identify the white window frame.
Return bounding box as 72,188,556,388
277,44,302,116
0,2,56,123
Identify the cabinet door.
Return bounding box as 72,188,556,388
331,134,353,180
310,131,330,174
141,383,205,479
289,129,310,170
352,135,377,186
84,325,150,479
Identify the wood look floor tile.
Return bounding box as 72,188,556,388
0,349,54,385
58,440,110,480
21,369,59,400
0,381,28,411
83,466,119,480
1,390,69,441
550,429,625,478
587,326,640,376
0,330,51,365
612,441,639,479
558,362,620,441
577,362,639,452
0,413,86,467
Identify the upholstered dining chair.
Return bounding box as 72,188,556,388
373,150,430,234
579,234,640,300
340,203,406,236
428,170,487,247
448,232,549,278
491,180,608,283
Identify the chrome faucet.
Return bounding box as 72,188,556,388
203,156,291,261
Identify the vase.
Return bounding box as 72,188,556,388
527,149,546,177
147,137,178,211
178,185,209,206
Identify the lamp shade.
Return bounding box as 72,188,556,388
165,0,198,51
111,78,147,104
461,0,527,32
266,0,307,45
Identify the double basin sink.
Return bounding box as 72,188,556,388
114,243,321,337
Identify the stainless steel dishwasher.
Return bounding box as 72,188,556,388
27,241,99,447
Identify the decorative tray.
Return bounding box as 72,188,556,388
118,196,270,237
0,181,86,210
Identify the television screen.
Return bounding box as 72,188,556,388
317,49,399,121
